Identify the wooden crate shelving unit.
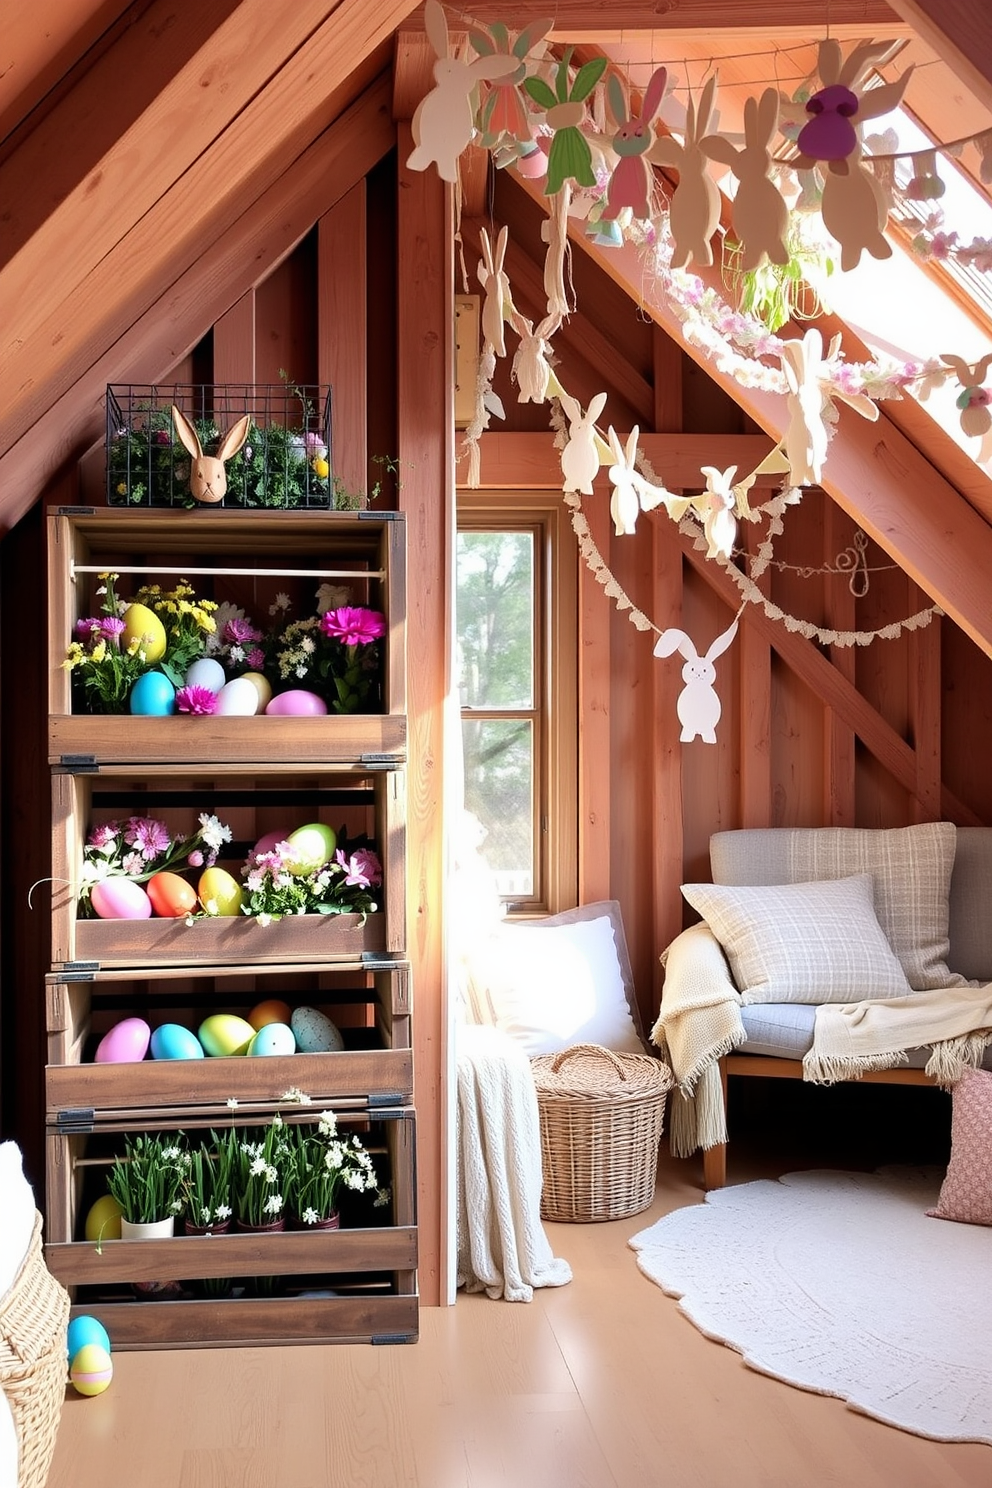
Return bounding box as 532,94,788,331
43,507,417,1347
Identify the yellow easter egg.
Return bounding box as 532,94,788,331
241,671,272,710
198,1013,256,1057
197,867,243,917
70,1343,113,1396
84,1193,123,1243
121,602,167,663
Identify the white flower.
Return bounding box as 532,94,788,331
281,1087,312,1105
264,1164,278,1184
269,592,291,615
317,1110,337,1138
227,1098,239,1111
263,1194,283,1216
300,637,316,656
198,813,232,850
170,1198,183,1213
199,1205,211,1224
162,1146,182,1162
250,1156,268,1177
302,1207,319,1225
271,1113,284,1128
257,912,272,928
316,583,352,615
215,1204,232,1221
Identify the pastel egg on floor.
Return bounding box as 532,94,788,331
121,602,167,663
84,1194,123,1243
146,871,199,918
265,689,328,717
184,657,226,694
291,1006,345,1053
90,876,153,920
95,1016,151,1064
67,1315,111,1361
241,671,272,710
215,677,262,716
129,670,176,716
197,867,243,917
247,998,293,1031
198,1013,256,1056
247,1022,296,1057
70,1343,113,1397
150,1023,204,1061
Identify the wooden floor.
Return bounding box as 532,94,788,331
50,1082,991,1488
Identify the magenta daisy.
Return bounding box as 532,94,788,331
176,685,219,716
224,617,262,645
320,607,386,646
334,847,383,888
99,616,126,645
87,821,121,849
247,647,265,669
124,817,171,859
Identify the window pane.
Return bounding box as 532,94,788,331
456,531,534,708
461,717,534,896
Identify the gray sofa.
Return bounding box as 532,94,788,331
665,823,992,1188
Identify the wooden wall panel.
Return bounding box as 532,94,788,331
319,184,368,504
254,235,319,389
578,485,613,904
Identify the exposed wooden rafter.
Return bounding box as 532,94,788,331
886,0,992,113
402,1,908,41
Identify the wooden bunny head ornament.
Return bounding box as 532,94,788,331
172,406,251,505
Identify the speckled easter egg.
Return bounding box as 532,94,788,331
290,1006,344,1053
247,998,293,1031
94,1017,151,1064
198,1014,255,1056
90,877,153,920
184,657,226,694
129,671,176,716
70,1343,113,1396
247,1022,296,1057
150,1023,204,1061
265,690,328,717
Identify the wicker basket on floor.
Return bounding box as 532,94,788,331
0,1212,71,1488
531,1044,674,1223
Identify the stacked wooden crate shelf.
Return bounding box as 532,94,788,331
43,507,417,1347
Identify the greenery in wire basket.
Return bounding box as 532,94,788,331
105,1133,190,1225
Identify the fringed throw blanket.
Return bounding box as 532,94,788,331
653,924,992,1157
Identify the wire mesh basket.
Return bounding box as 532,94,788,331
106,384,338,509
531,1044,673,1222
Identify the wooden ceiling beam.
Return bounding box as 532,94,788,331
0,75,396,532
885,0,992,115
0,0,421,462
0,0,133,148
436,1,908,39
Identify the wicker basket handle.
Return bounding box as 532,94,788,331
548,1043,629,1080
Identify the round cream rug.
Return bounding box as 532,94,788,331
629,1167,992,1444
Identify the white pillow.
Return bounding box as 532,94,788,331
470,911,645,1056
681,874,914,1006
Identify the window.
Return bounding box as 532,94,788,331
455,493,577,913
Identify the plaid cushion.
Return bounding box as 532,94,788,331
681,874,914,1006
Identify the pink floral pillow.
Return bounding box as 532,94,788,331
927,1067,992,1226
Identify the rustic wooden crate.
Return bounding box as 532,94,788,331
45,1112,418,1348
48,764,406,968
47,507,407,765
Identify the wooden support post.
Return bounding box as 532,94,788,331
823,501,857,826
319,182,368,505
579,482,613,904
213,291,256,384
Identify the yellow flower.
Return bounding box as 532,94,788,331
116,483,128,496
63,643,84,670
91,641,107,663
312,457,329,479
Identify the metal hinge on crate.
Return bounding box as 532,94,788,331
57,755,99,773
56,1108,96,1134
360,753,403,769
366,1095,409,1115
56,506,97,516
358,510,404,522
372,1332,417,1345
361,951,404,966
60,962,99,981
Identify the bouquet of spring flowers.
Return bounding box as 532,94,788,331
78,812,232,916
240,834,382,925
129,580,218,686
284,1111,378,1226
106,1133,190,1226
231,1116,293,1229
63,572,152,713
264,586,386,714
182,1130,237,1232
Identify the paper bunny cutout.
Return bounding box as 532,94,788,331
654,619,739,744
477,226,511,358
606,425,641,535
793,40,911,168
510,307,560,402
407,0,517,183
649,74,721,268
780,329,878,486
701,88,789,270
172,406,251,505
602,66,669,222
559,390,607,494
471,17,554,146
940,353,992,438
695,465,739,559
524,48,607,197
820,155,892,271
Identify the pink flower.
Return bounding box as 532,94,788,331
122,852,145,875
176,685,219,715
100,616,126,646
87,822,121,849
335,847,382,887
304,431,328,458
223,618,262,645
247,648,265,669
124,817,171,859
320,607,386,646
187,850,204,868
75,617,102,637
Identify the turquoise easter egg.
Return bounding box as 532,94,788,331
150,1023,204,1061
247,1022,296,1057
129,670,176,716
290,1006,344,1053
67,1315,111,1362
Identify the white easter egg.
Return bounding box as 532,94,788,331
215,677,262,716
291,1006,344,1053
184,657,226,694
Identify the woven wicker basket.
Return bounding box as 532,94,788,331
531,1044,674,1223
0,1212,71,1488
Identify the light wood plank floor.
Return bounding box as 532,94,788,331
50,1086,991,1488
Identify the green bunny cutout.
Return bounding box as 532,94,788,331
524,48,607,197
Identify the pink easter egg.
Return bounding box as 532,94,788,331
90,877,153,920
252,828,294,857
265,690,328,717
95,1017,151,1064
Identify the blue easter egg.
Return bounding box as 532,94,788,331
247,1022,296,1057
67,1314,111,1362
150,1023,205,1061
130,671,176,716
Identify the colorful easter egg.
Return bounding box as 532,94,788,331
247,1022,296,1056
121,602,167,663
252,829,293,858
198,1014,255,1056
184,657,226,694
84,1194,123,1243
67,1315,111,1361
197,867,243,917
284,823,337,875
70,1343,113,1396
215,677,261,716
146,871,198,918
265,690,328,717
94,1017,151,1064
241,671,272,710
129,670,176,716
150,1023,204,1061
247,998,293,1031
90,877,153,920
291,1006,344,1053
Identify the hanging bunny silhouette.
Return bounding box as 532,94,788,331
172,406,252,505
694,465,739,559
779,329,879,487
701,87,789,270
649,74,722,268
941,353,992,438
477,226,511,358
654,619,739,744
602,66,669,222
606,426,642,535
559,390,608,494
509,306,560,402
470,17,554,147
407,0,517,184
523,46,607,197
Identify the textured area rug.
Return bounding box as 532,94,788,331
630,1167,992,1444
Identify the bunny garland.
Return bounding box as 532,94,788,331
602,67,669,222
407,0,517,184
523,48,607,197
654,621,739,744
940,354,992,439
779,329,879,487
470,17,554,148
477,226,511,358
701,88,789,271
649,74,722,269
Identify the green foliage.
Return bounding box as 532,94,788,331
106,1133,189,1225
724,227,834,333
283,1111,378,1226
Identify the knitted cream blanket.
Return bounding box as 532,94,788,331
805,984,992,1085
